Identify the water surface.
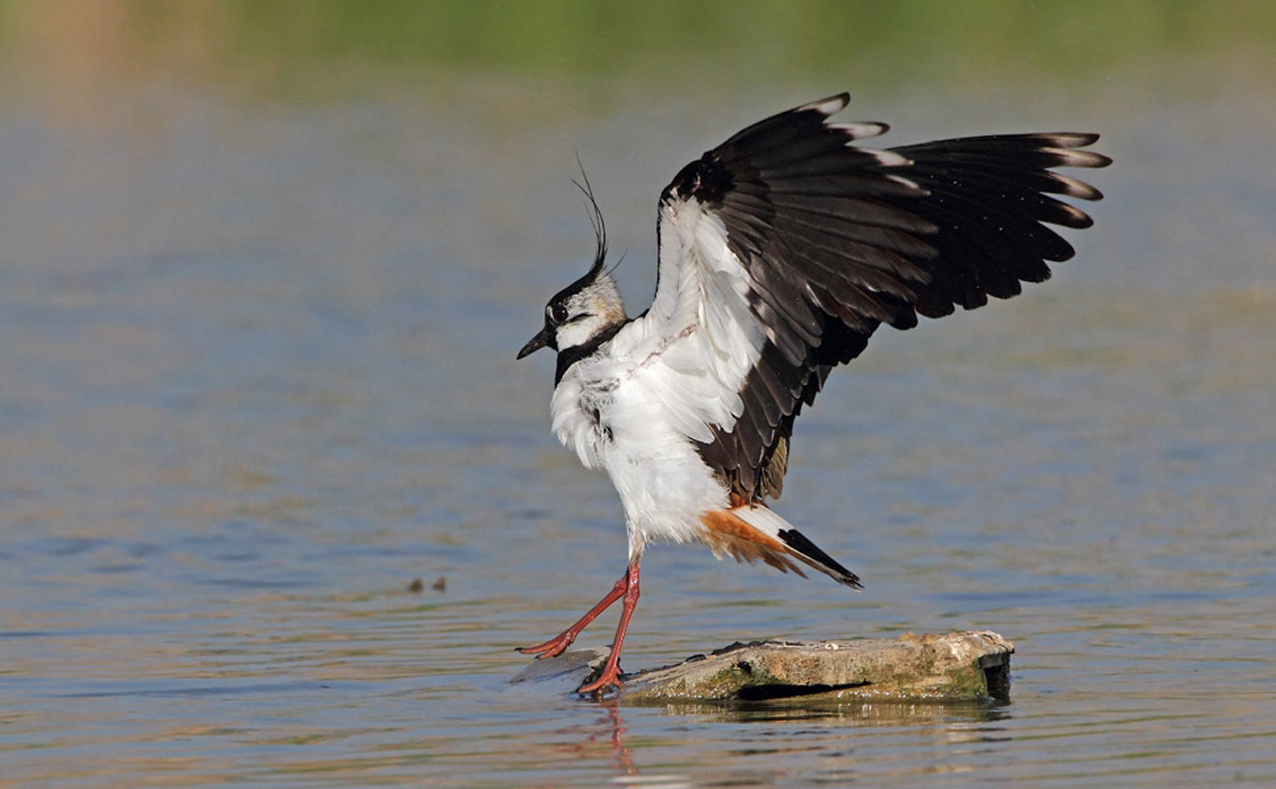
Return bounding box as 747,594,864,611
2,3,1275,785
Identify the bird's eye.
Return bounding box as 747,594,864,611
549,303,569,324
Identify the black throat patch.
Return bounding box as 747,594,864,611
554,321,627,385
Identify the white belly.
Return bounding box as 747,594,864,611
551,353,730,557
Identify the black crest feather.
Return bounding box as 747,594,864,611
573,155,607,278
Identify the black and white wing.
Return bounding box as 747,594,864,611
641,92,1111,503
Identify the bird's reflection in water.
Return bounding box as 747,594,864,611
596,702,637,776
580,697,1013,786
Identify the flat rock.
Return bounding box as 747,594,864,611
512,631,1014,702
623,631,1014,702
509,648,608,685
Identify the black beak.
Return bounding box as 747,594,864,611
517,327,552,359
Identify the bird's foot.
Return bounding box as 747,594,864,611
517,631,575,659
579,663,622,694
576,652,623,695
516,571,631,661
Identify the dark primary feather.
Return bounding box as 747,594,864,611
668,93,1111,502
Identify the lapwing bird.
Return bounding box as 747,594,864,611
517,92,1110,694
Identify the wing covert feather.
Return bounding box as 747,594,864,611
642,93,1109,502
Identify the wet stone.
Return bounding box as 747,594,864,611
513,631,1014,702
509,648,608,686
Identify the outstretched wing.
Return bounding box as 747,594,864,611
641,92,1111,503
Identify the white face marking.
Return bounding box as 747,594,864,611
552,273,626,352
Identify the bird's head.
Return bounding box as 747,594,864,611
517,264,624,359
517,174,626,360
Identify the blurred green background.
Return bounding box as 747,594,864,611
2,0,1272,99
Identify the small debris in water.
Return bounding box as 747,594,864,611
407,576,447,593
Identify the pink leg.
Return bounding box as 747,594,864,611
577,560,640,694
518,563,632,659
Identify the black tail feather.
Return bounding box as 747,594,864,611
777,528,862,589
